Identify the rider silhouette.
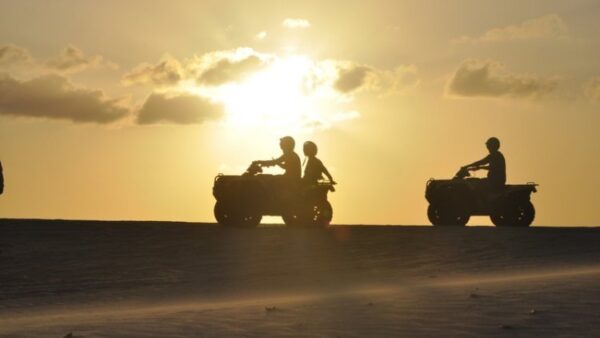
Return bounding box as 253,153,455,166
302,141,335,186
462,137,506,190
0,160,3,195
254,136,301,179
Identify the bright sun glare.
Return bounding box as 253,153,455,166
222,56,314,128
182,54,357,133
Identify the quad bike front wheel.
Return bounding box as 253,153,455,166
214,201,262,227
282,209,302,226
427,204,470,226
491,201,535,227
303,201,333,227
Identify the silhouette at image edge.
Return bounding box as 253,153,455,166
0,160,4,195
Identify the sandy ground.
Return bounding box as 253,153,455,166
1,220,600,337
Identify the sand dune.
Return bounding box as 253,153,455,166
1,220,600,337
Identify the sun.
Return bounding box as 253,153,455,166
221,56,314,128
182,53,356,134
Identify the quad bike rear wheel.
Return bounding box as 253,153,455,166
303,201,333,227
214,201,230,225
491,201,535,227
427,204,470,226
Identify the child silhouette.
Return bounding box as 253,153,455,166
302,141,335,186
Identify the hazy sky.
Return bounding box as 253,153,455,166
1,0,599,225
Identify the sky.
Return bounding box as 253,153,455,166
0,0,599,225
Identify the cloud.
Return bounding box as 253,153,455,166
375,65,420,94
137,92,224,125
255,31,267,40
282,18,311,29
197,54,267,86
0,73,128,123
1,44,113,75
0,44,32,66
584,77,600,102
121,48,271,88
333,62,419,94
116,47,417,129
45,45,112,73
122,57,183,87
334,65,373,93
447,59,558,99
454,14,568,43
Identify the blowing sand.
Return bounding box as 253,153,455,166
1,220,599,337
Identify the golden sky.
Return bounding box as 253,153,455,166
1,0,599,225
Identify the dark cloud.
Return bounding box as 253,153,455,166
333,63,419,95
0,73,128,123
137,93,224,125
0,44,32,66
45,45,107,73
197,55,264,86
122,58,183,87
334,65,373,93
447,59,557,98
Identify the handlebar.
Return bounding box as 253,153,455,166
243,161,264,176
463,165,487,171
454,165,490,179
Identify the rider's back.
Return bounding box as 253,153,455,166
281,152,301,180
303,157,324,185
487,151,506,188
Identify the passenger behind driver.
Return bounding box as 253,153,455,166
302,141,336,186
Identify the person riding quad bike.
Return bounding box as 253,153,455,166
461,137,506,191
253,136,301,180
425,137,538,227
302,141,336,186
212,137,335,227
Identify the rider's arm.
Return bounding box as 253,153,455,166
322,163,336,184
463,155,490,170
258,155,284,167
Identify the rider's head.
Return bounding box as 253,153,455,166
279,136,295,153
486,137,500,152
303,141,318,157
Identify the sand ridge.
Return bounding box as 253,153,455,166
1,220,600,337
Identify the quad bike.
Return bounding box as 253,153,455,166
212,162,335,227
425,167,538,227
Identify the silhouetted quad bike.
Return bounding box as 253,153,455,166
425,168,538,227
213,162,335,227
